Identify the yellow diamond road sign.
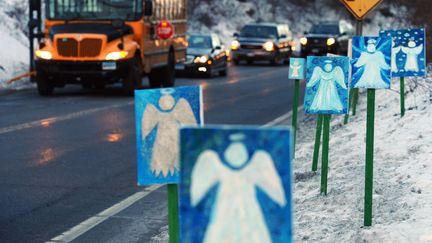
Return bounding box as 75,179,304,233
340,0,383,20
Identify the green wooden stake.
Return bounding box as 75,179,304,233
292,79,300,158
320,114,331,195
352,88,359,116
312,115,323,172
168,184,180,243
364,89,375,227
344,88,355,124
400,77,405,117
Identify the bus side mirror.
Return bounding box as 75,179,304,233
30,0,41,11
144,0,153,16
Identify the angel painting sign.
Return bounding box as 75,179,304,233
351,36,392,89
135,86,203,185
380,28,426,77
304,56,349,115
180,126,293,243
288,58,305,80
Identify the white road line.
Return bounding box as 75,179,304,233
46,185,162,243
0,101,133,135
45,109,300,243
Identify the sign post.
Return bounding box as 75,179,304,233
312,115,323,172
289,57,305,158
400,77,405,117
168,184,180,243
292,79,300,156
340,0,384,227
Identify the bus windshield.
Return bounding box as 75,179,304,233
46,0,143,21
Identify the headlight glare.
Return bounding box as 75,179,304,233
231,40,240,50
327,38,336,46
194,55,209,63
300,37,308,45
263,41,275,52
105,51,128,60
35,50,52,60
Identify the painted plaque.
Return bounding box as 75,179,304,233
380,28,426,77
304,56,349,115
180,126,293,243
135,86,203,185
289,58,305,80
351,36,392,89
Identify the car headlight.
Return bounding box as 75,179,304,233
300,37,308,45
327,38,336,46
263,41,275,52
231,40,240,50
35,50,52,60
105,51,128,60
194,55,209,64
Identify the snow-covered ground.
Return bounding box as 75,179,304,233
149,74,432,242
293,73,432,242
0,0,33,90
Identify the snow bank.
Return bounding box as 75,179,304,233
294,72,432,242
0,0,31,89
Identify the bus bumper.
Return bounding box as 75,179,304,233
35,59,134,85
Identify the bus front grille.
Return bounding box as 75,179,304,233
80,39,102,57
57,38,102,57
57,38,79,57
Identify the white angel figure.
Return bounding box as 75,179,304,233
391,41,401,72
142,89,197,177
401,40,423,72
190,134,286,243
290,60,302,78
307,60,347,112
354,39,390,89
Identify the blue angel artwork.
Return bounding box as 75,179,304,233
351,36,392,89
304,56,349,115
288,58,305,80
380,28,426,77
180,126,293,243
135,86,203,185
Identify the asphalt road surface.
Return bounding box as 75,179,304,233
0,63,305,242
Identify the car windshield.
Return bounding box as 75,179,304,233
240,26,277,38
310,25,340,35
46,0,142,21
188,35,212,49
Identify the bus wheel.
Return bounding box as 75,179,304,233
148,68,163,88
36,73,54,96
123,57,141,96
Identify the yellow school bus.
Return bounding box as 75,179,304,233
33,0,187,96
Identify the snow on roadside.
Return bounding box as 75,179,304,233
149,74,432,243
294,73,432,242
0,0,31,89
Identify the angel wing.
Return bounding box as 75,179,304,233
142,104,160,139
413,44,424,54
190,150,222,206
332,66,347,89
173,98,198,125
307,66,323,87
354,52,368,68
245,150,286,207
377,52,391,70
393,46,402,55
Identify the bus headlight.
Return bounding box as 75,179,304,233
105,51,128,60
327,38,336,46
194,55,209,64
35,50,52,60
263,41,275,52
300,37,308,45
231,40,240,50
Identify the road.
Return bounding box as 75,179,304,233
0,63,305,242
